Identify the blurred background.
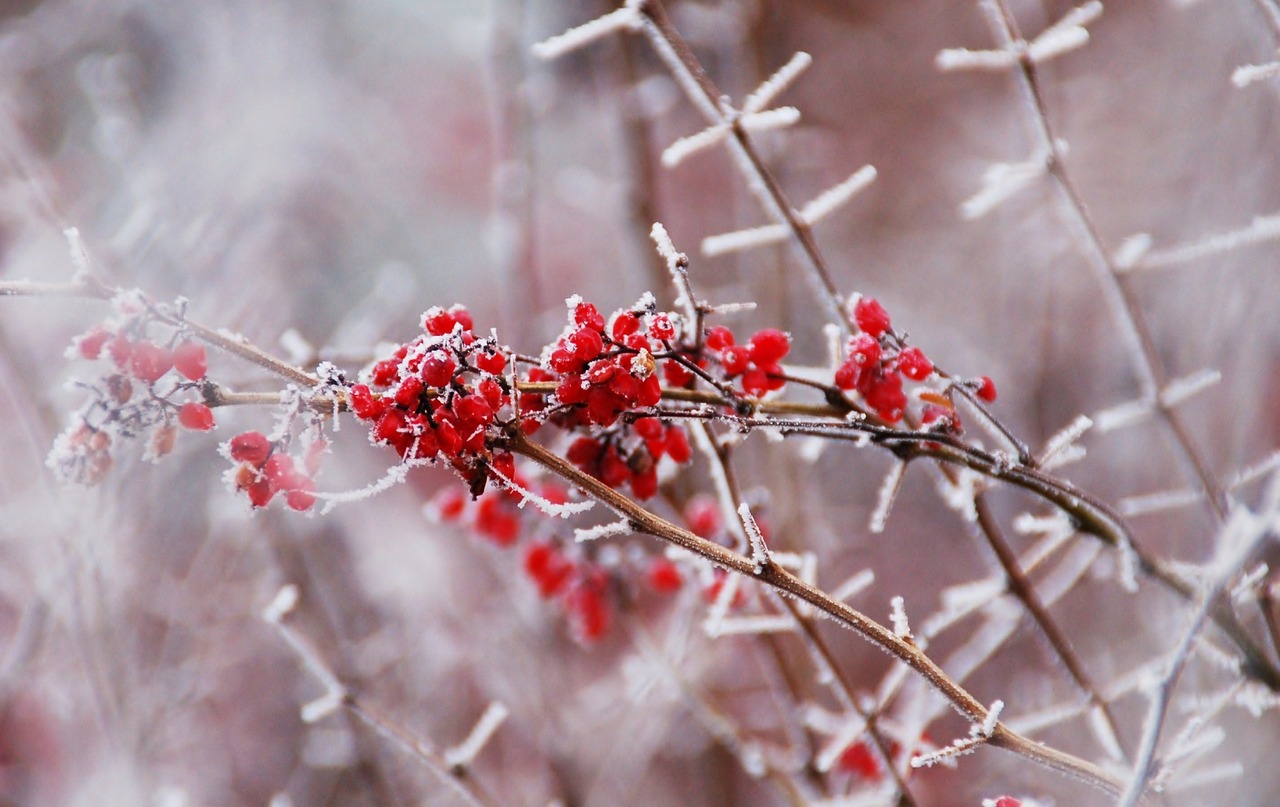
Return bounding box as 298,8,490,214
0,0,1279,804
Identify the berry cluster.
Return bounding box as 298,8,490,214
704,325,790,397
346,305,514,490
49,295,217,485
224,430,323,511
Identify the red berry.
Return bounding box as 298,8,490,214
665,425,692,464
975,375,998,403
684,496,720,537
108,335,134,370
172,342,208,381
129,342,173,383
573,301,605,331
993,799,1022,807
663,359,694,387
433,487,468,520
567,437,601,468
897,346,932,381
371,358,399,387
633,416,663,440
423,308,457,336
853,296,892,338
705,326,734,351
834,359,861,390
864,372,907,422
77,327,111,360
720,345,750,376
394,376,424,409
228,431,272,465
177,402,215,431
263,453,298,487
286,487,316,512
630,466,658,499
837,741,882,781
849,333,881,367
567,578,611,641
449,306,474,332
610,312,641,339
421,354,456,388
454,394,494,428
741,368,770,397
475,350,507,375
648,557,683,593
348,384,384,420
568,327,604,362
748,328,790,365
649,314,675,341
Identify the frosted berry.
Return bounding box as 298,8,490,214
172,342,208,381
647,557,683,593
228,431,272,465
129,342,173,383
649,314,675,341
177,402,215,431
853,296,892,337
705,326,734,351
748,328,790,366
573,301,605,331
475,350,507,375
897,346,932,380
77,327,111,360
975,375,997,402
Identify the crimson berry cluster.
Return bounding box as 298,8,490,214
49,294,215,485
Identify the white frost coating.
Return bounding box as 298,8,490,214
831,569,875,603
487,465,596,518
702,223,789,256
1088,704,1125,761
575,519,631,542
531,4,642,60
1230,563,1268,604
64,227,92,277
703,572,741,637
936,47,1018,71
1233,61,1280,87
940,602,1020,684
889,595,912,640
1229,450,1280,490
1004,700,1086,735
1093,397,1153,432
909,735,981,768
1119,488,1202,517
661,108,801,168
1039,415,1092,465
739,502,770,571
263,584,300,623
443,702,509,770
980,699,1004,737
935,468,980,522
662,123,729,167
1113,233,1153,269
1039,541,1102,605
1026,23,1090,63
960,153,1047,220
744,51,813,113
702,166,875,256
1167,762,1245,793
313,460,428,514
939,577,1006,620
707,614,797,637
1132,213,1280,270
801,165,878,223
301,691,346,724
1158,368,1221,408
869,460,906,534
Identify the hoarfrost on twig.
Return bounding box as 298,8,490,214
706,614,797,638
1119,488,1202,518
869,460,906,535
831,569,875,603
743,51,813,113
531,3,643,61
443,702,509,770
738,502,771,572
575,519,631,542
1120,213,1280,272
1158,368,1221,409
1233,61,1280,87
889,595,913,640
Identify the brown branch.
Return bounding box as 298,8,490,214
506,430,1125,795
